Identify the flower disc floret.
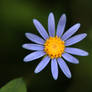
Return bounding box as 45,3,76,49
44,36,65,59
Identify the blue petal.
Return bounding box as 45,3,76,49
33,19,49,40
22,43,44,51
23,51,46,62
51,59,58,80
57,58,71,78
62,53,79,64
34,56,50,73
62,23,80,41
65,47,88,56
25,33,45,45
65,33,87,46
56,14,66,37
48,12,55,37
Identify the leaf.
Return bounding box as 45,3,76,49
0,78,27,92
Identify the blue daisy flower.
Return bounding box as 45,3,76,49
22,12,88,80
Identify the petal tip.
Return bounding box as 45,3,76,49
49,12,53,15
49,12,54,17
85,52,89,56
34,69,39,74
62,13,66,18
67,74,72,79
66,72,72,79
74,23,80,29
22,44,25,48
53,77,58,80
25,32,30,37
81,50,89,56
23,58,29,62
82,33,87,39
33,19,37,24
73,59,79,64
76,61,79,64
77,23,81,27
84,33,87,37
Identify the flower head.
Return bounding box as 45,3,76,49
22,12,88,80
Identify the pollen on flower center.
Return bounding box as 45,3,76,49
44,36,65,59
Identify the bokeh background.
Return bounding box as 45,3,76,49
0,0,92,92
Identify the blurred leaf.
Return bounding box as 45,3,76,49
0,78,27,92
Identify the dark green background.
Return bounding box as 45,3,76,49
0,0,92,92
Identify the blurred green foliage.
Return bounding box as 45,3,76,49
0,78,27,92
0,0,92,92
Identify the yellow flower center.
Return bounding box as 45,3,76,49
44,36,65,59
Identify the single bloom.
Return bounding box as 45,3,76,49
22,12,88,80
